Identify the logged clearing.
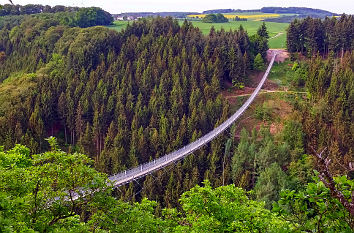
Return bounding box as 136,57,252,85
223,51,301,138
230,92,295,139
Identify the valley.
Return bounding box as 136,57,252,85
0,2,353,232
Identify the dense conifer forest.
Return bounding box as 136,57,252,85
0,16,270,206
0,7,353,232
287,14,353,56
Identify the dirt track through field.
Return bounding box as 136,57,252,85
269,32,284,39
225,90,307,98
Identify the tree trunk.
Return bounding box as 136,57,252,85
64,126,67,144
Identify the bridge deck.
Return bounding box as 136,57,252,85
107,53,277,188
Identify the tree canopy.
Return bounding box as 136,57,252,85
1,141,352,231
0,16,267,208
286,15,353,56
202,13,228,23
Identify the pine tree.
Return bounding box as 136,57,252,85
254,53,265,71
257,22,269,38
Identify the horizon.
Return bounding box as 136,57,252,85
4,0,354,14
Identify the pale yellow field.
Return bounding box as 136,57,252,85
187,14,280,20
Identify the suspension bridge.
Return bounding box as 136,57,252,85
65,53,278,201
105,52,278,188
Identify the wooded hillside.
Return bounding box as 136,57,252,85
0,16,270,206
0,12,353,231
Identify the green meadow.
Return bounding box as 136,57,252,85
180,20,288,48
107,20,130,32
108,20,288,49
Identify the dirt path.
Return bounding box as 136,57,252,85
267,49,289,63
225,90,307,99
222,49,291,105
269,32,284,40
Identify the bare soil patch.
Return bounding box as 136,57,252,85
233,97,293,139
267,49,289,63
222,49,293,138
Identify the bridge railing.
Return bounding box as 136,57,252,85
108,54,277,187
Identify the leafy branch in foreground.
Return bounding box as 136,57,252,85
0,1,13,9
311,148,354,217
273,175,354,231
1,140,353,232
0,138,109,232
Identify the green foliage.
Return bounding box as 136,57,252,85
300,54,353,175
0,6,113,30
255,102,272,121
0,138,109,232
291,61,299,71
177,180,290,232
250,35,269,61
254,53,265,71
1,142,353,232
202,13,228,23
287,15,353,55
273,176,354,232
254,163,287,208
0,16,263,207
88,198,171,232
231,122,308,208
75,7,113,28
287,155,314,190
281,120,304,160
257,22,269,39
232,80,245,89
234,16,247,21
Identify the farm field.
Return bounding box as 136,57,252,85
107,20,130,32
108,20,288,48
179,20,288,48
187,13,281,21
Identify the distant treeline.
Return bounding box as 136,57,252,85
263,7,339,23
203,7,337,16
261,7,337,16
264,14,338,23
0,6,113,29
202,13,228,23
203,9,260,14
264,16,304,24
0,4,78,16
113,12,198,19
287,14,353,56
234,16,247,21
203,7,339,23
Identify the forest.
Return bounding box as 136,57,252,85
202,14,229,23
287,14,353,56
0,5,113,29
0,8,353,232
0,3,79,16
0,15,269,206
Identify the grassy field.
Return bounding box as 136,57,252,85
107,20,288,49
268,32,287,49
187,13,280,21
107,21,130,32
180,20,288,49
268,59,306,92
